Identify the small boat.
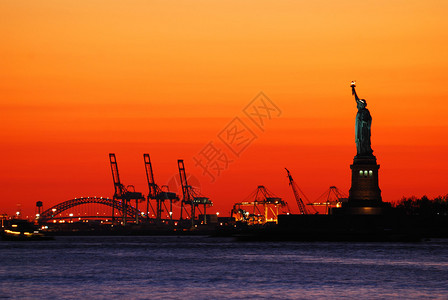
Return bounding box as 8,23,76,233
1,220,53,241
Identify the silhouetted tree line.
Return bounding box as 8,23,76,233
393,195,448,216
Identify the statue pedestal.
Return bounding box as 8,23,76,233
348,155,382,205
333,155,384,215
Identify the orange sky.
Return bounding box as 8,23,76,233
1,0,447,217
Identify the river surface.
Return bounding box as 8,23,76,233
1,236,448,299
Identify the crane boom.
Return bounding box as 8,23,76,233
109,153,125,197
143,154,158,199
178,159,192,222
285,168,308,214
178,159,191,203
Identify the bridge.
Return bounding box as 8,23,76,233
38,196,143,224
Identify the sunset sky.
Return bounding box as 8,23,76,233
1,0,447,217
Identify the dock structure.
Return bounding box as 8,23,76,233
144,154,179,224
178,159,213,227
231,185,288,225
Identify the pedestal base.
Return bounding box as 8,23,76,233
346,155,383,213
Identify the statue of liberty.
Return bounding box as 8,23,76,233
351,81,373,156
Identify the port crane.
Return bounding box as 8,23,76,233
109,153,145,225
143,154,179,224
285,168,318,215
178,159,212,227
231,185,288,225
309,186,348,214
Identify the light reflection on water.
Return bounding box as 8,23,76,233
1,236,448,299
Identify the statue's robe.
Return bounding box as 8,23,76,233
355,108,373,156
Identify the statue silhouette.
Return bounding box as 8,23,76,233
351,82,373,156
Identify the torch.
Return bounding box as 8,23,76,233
351,81,357,97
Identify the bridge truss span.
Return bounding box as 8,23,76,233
39,197,141,222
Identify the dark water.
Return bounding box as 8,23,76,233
1,236,448,299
